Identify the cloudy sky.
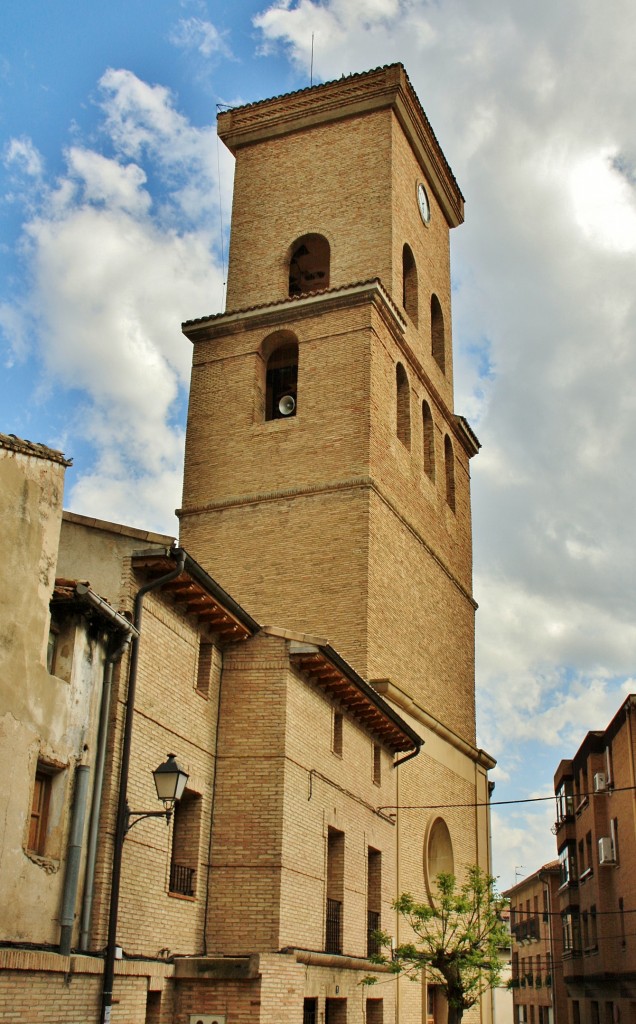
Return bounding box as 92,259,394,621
2,0,636,888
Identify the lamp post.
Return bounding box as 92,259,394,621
99,754,188,1024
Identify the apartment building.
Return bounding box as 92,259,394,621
506,863,566,1024
553,696,636,1024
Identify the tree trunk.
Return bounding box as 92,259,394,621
447,1005,463,1024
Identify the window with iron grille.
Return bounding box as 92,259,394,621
169,790,201,897
367,847,382,956
303,999,318,1024
326,898,342,954
326,828,344,953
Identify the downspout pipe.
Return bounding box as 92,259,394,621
59,763,91,956
100,548,186,1024
58,585,137,956
79,631,133,951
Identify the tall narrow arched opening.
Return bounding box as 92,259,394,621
422,400,435,481
425,817,454,897
396,363,411,449
263,332,299,420
402,244,418,325
431,294,445,373
444,434,455,511
288,234,330,297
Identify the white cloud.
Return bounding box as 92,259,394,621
570,147,636,253
5,69,231,533
4,136,44,178
169,17,233,60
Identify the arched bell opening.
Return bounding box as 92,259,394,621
288,234,330,297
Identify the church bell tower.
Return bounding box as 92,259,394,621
179,64,480,747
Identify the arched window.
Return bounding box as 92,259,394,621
396,363,411,449
444,434,455,511
425,817,454,890
431,294,445,373
288,234,330,297
402,244,418,325
422,400,435,480
264,335,299,420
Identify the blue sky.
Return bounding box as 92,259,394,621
3,0,636,888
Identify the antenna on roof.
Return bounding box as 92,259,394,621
310,33,314,87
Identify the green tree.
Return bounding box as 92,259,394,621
369,866,509,1024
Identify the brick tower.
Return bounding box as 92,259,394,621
177,63,495,1024
180,64,480,745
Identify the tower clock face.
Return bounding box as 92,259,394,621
417,182,431,225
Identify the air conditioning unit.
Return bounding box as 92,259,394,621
593,772,607,793
598,837,616,865
189,1016,226,1024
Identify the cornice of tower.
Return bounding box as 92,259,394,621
182,280,480,459
217,63,464,228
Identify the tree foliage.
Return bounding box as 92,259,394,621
369,866,509,1024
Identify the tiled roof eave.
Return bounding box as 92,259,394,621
182,278,405,335
289,641,422,755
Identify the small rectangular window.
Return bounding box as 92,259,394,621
304,999,318,1024
47,625,59,674
29,769,52,855
196,640,214,696
367,1000,383,1024
332,711,343,756
325,998,347,1024
373,743,381,785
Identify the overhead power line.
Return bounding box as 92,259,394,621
378,783,636,813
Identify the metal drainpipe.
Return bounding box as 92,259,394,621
100,548,186,1024
57,584,137,957
79,632,133,951
59,763,91,956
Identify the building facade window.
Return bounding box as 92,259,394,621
28,769,52,856
304,998,318,1024
325,998,347,1024
326,828,344,954
372,743,381,786
332,711,343,756
196,639,214,696
288,234,330,296
562,910,580,954
431,295,445,372
367,999,383,1024
402,244,418,324
559,843,577,886
422,400,435,480
444,435,455,511
367,847,381,957
265,340,299,420
396,363,411,448
169,790,202,898
556,780,574,822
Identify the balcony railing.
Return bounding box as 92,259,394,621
367,910,381,957
511,916,540,944
326,898,342,954
169,862,195,897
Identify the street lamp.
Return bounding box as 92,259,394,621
124,754,190,832
100,753,188,1024
152,753,189,808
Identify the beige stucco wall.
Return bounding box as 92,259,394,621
0,443,97,945
58,511,175,608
